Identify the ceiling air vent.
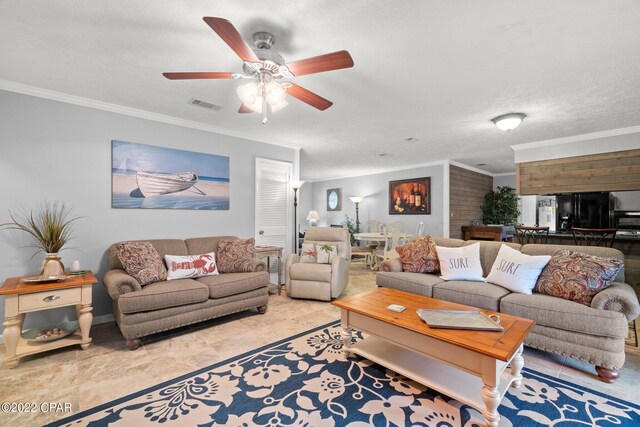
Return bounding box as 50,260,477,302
188,98,222,111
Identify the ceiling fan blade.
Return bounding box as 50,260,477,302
286,50,354,77
203,17,259,62
162,72,234,80
238,103,254,113
287,84,333,111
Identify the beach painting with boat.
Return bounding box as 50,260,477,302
112,140,229,210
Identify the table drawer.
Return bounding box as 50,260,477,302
19,287,82,311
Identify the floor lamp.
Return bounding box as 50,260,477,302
291,180,305,254
349,196,364,233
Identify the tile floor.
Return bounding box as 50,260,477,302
1,264,639,425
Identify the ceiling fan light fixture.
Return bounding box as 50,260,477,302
491,113,526,132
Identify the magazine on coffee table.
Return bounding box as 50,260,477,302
416,309,504,331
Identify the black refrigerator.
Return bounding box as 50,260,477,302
556,192,614,230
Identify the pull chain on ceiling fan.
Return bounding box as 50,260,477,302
163,17,354,123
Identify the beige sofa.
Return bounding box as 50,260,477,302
104,236,269,349
285,227,351,301
378,238,640,383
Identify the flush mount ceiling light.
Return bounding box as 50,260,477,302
491,113,526,132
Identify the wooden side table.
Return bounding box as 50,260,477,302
0,271,97,368
255,245,283,295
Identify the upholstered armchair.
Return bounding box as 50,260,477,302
285,227,351,301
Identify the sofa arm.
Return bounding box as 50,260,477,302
379,258,403,272
251,258,268,272
591,282,640,321
285,254,300,294
103,269,142,300
330,256,350,297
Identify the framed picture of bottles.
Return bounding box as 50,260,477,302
389,177,431,214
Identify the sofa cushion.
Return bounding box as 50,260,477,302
289,263,332,282
535,250,624,306
396,236,440,273
432,280,511,311
196,271,269,299
500,293,628,338
165,252,219,280
114,241,168,286
485,244,551,294
118,279,209,314
217,238,255,273
436,243,484,281
376,272,443,297
184,236,237,256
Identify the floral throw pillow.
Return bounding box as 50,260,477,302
300,243,317,263
316,244,337,264
396,236,440,274
115,241,167,286
165,252,219,280
217,238,255,273
535,249,624,306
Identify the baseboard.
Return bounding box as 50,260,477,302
0,314,115,345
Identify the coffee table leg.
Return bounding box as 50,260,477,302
341,327,353,358
511,343,524,388
482,385,500,427
3,313,24,368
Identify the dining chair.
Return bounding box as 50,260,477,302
363,220,380,233
515,226,550,244
387,221,407,234
416,221,425,237
571,228,617,247
374,228,403,266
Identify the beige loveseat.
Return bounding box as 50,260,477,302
285,227,351,301
103,236,269,349
377,238,640,383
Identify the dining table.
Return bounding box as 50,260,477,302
353,232,414,269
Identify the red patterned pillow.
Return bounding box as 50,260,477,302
165,252,219,280
115,241,167,286
535,249,624,306
217,238,255,273
396,236,440,274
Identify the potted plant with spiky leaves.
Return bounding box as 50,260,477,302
0,201,82,275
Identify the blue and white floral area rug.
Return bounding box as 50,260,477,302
49,321,639,427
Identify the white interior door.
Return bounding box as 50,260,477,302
255,158,293,273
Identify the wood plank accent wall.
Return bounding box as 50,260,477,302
516,149,640,195
449,166,493,239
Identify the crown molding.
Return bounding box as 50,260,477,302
493,172,516,177
448,160,494,176
0,79,302,150
310,160,449,183
510,125,640,151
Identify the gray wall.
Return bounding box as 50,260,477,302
310,164,446,237
0,90,295,335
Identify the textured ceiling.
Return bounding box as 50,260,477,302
1,1,639,181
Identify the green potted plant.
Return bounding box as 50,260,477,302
342,215,357,246
481,186,519,226
0,201,81,275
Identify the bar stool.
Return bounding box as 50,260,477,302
571,228,617,247
514,226,550,244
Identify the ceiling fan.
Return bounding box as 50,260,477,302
163,17,354,123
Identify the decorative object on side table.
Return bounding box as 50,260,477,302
389,177,431,214
0,201,82,275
